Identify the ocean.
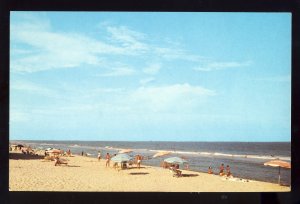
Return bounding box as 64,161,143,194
10,140,291,186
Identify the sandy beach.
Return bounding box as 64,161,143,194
9,151,290,192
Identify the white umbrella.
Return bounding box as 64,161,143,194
45,147,53,151
110,154,133,163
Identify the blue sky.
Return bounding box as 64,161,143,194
10,12,291,141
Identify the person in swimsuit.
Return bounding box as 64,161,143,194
208,166,213,174
219,163,225,176
226,165,232,177
98,151,101,161
105,153,110,167
136,155,142,169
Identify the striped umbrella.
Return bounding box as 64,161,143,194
264,159,291,185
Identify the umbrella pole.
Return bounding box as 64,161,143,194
278,166,281,185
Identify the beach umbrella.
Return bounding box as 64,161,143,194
264,159,291,185
46,149,61,154
45,148,53,151
153,151,171,158
111,154,133,163
119,149,133,154
164,157,188,165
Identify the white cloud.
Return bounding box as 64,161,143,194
11,15,208,74
99,67,136,77
153,47,204,62
194,60,252,72
253,75,291,82
106,25,149,52
139,77,155,85
10,18,132,73
143,63,161,75
10,82,216,125
11,80,59,98
131,83,216,112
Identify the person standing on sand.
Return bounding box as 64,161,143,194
226,165,232,177
105,153,110,167
136,155,142,169
67,149,71,156
98,151,101,161
219,163,225,176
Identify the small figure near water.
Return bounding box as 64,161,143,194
136,155,142,169
185,164,189,170
226,165,232,177
98,151,101,161
219,163,225,176
161,161,170,169
67,149,71,157
208,166,213,174
105,153,111,167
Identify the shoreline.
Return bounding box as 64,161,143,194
8,141,291,186
9,151,290,192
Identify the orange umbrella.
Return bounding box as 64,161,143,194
264,159,291,185
153,151,171,158
118,149,133,154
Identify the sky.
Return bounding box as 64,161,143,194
10,12,291,142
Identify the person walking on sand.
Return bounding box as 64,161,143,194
98,151,101,161
105,153,110,167
219,163,225,176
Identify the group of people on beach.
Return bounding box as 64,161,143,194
96,152,143,169
208,163,232,177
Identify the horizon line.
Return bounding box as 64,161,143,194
9,139,291,143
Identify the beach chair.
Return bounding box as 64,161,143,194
170,167,182,177
54,158,68,166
